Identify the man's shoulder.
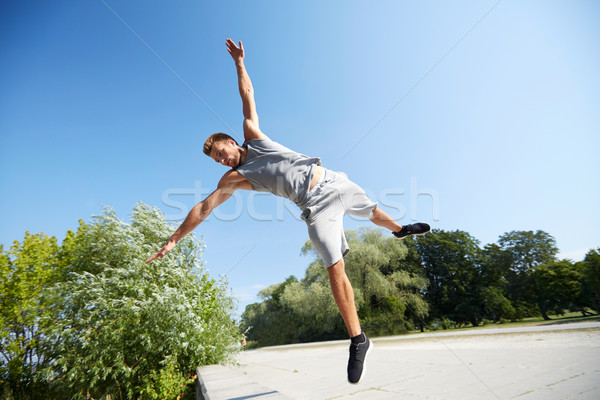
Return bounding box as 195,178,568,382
243,135,271,146
220,169,246,182
244,136,294,153
218,170,252,190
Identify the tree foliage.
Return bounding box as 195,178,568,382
342,229,428,335
241,228,429,345
242,228,598,347
497,230,559,319
0,233,60,398
413,229,482,325
1,203,240,399
577,248,600,313
534,260,582,317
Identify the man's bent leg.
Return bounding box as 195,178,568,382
327,258,361,337
370,207,402,232
370,207,431,239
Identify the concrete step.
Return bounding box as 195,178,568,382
196,364,293,400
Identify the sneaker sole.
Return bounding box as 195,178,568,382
395,231,430,240
349,340,374,385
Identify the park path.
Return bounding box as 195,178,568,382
196,321,600,400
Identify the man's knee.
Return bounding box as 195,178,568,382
327,258,346,279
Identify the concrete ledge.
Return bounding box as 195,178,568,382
196,364,292,400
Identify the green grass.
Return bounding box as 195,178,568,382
411,312,600,335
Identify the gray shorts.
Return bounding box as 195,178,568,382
299,168,377,267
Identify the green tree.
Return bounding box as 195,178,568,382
414,229,483,326
480,286,516,322
0,232,60,399
299,228,429,336
280,279,345,342
240,276,313,347
341,229,428,335
498,230,559,319
498,230,558,273
39,203,239,399
533,260,582,317
478,244,516,321
578,248,600,313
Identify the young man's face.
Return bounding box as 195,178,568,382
210,139,240,168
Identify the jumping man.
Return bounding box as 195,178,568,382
146,39,430,384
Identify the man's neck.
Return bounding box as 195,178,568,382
238,146,247,165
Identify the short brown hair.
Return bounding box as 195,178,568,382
203,133,238,156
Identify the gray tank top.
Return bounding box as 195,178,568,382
235,138,321,206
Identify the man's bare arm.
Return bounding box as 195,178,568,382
226,38,266,141
145,171,251,263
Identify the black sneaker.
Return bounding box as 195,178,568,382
347,335,372,384
393,223,431,239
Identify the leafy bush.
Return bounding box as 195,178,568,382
38,203,240,399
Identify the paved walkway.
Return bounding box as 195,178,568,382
196,321,600,400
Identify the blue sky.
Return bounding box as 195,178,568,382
1,0,599,317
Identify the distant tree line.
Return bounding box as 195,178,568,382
0,204,240,400
240,228,600,347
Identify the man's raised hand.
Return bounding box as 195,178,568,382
145,240,176,264
226,38,244,63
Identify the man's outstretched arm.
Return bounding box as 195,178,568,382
226,38,266,141
145,171,250,263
